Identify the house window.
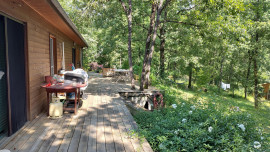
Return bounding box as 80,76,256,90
49,35,57,75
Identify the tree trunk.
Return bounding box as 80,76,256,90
119,0,135,90
218,55,225,92
253,32,259,108
159,10,167,79
144,0,170,89
245,50,252,99
167,60,170,71
233,86,235,97
228,62,234,97
188,63,192,88
140,3,157,91
253,0,260,108
253,53,258,108
194,70,197,84
173,61,177,82
127,0,135,90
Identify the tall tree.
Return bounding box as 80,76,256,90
253,12,259,108
218,54,225,92
140,2,157,90
119,0,135,90
140,0,171,90
245,50,252,99
251,0,263,108
160,9,167,79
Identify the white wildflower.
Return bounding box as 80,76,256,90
159,143,165,149
182,118,187,123
189,111,193,114
174,129,180,135
191,105,196,110
254,141,261,149
258,129,263,135
172,104,177,109
261,136,264,140
208,126,213,133
181,103,185,107
237,124,246,132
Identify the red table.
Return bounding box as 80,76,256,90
41,83,86,115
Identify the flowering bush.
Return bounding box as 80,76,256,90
134,101,269,151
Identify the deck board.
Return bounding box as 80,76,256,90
37,118,64,152
57,113,79,152
87,95,98,152
48,116,73,152
77,111,90,152
103,103,116,152
96,94,106,152
67,112,84,152
11,115,48,151
107,104,125,152
1,113,44,150
0,72,153,152
20,116,52,152
113,103,135,152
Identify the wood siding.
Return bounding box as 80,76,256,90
0,0,83,120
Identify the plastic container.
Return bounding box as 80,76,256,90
49,102,63,118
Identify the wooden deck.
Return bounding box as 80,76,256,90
0,72,153,152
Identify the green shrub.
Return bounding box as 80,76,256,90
134,101,269,151
133,64,142,75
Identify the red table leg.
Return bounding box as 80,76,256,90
74,90,77,115
47,92,50,116
78,88,80,105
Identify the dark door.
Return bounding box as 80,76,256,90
0,16,8,139
72,48,76,67
6,18,27,134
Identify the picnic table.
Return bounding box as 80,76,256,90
113,69,130,82
41,83,86,115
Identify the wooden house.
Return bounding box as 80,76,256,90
0,0,87,138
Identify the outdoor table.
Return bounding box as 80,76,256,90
113,69,130,82
41,83,86,115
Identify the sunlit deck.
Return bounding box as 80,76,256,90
0,73,153,152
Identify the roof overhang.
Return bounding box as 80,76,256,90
22,0,88,47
